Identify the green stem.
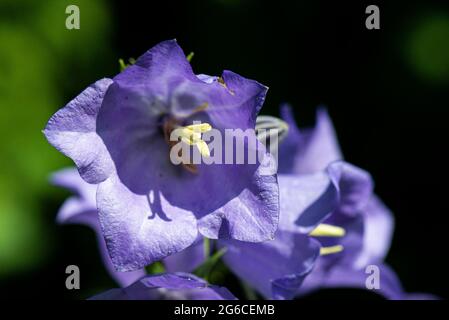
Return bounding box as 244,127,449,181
186,52,195,62
203,237,211,259
241,281,258,300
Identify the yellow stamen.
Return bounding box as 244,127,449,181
178,122,212,157
184,123,212,133
195,140,210,157
320,245,344,256
309,224,346,237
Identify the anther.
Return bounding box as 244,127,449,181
309,224,346,237
320,245,344,256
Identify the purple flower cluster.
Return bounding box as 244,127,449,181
45,40,435,300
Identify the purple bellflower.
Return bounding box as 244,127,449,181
221,160,369,299
220,105,435,300
279,105,436,300
90,273,237,300
278,105,395,297
44,40,279,272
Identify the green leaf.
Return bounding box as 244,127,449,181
145,261,165,275
193,247,227,281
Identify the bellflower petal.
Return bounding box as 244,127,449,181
279,161,371,233
278,173,338,233
279,104,342,174
197,155,279,241
97,173,198,272
404,293,440,300
221,233,320,299
327,161,374,217
354,195,395,269
163,238,206,273
90,273,237,300
44,79,115,184
299,263,436,300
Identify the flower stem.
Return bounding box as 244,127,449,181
203,237,211,259
241,281,258,300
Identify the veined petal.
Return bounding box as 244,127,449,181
221,233,320,299
170,70,268,130
163,238,206,273
44,79,114,184
114,39,198,100
327,161,374,217
278,172,338,233
90,273,237,300
197,152,279,242
51,168,145,287
354,195,395,268
97,173,199,271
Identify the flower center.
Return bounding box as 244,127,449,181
177,123,212,157
162,117,212,173
309,223,346,256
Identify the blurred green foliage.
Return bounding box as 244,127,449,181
0,0,111,276
405,13,449,84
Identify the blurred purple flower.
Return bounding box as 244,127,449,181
221,161,368,299
279,105,436,300
278,106,343,175
44,40,279,272
90,273,237,300
221,105,435,300
279,105,395,296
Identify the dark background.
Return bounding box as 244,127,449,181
0,0,447,299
